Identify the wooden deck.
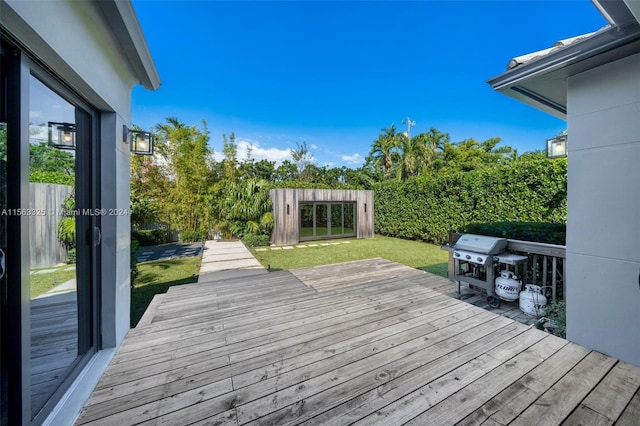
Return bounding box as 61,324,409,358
31,291,78,413
77,259,640,425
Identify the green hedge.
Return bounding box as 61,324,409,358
179,230,208,242
373,157,567,245
132,229,173,246
462,222,565,245
242,234,270,247
30,170,74,186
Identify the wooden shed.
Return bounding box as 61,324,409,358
270,189,374,246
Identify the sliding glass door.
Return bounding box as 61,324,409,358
1,37,100,425
299,202,356,241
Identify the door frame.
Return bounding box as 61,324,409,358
1,34,101,425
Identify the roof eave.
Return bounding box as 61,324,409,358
96,0,161,91
487,23,640,118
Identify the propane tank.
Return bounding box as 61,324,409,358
519,284,548,316
494,270,521,302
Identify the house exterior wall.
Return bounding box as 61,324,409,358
566,52,640,366
270,189,374,245
2,1,155,423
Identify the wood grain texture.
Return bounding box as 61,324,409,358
270,188,374,245
76,259,640,426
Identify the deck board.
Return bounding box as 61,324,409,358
76,258,640,425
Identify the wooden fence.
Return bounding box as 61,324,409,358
447,232,566,303
29,183,73,269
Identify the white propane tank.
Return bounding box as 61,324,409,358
519,284,548,316
495,270,521,302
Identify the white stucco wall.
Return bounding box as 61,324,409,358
566,53,640,366
2,1,153,423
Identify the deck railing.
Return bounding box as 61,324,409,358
447,232,566,303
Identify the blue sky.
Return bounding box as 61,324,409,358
131,0,607,167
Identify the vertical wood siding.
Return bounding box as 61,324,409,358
270,189,374,245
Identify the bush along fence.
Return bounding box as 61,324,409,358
373,157,567,245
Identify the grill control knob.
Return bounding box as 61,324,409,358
465,255,471,260
454,252,460,257
477,257,483,262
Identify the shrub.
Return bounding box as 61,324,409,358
537,301,566,338
30,170,74,186
242,234,270,247
180,230,208,242
373,157,567,245
131,229,173,246
461,222,565,245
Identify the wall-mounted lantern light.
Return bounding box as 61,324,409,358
546,134,568,158
48,122,76,150
123,124,155,155
287,204,290,215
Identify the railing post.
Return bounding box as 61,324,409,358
552,256,557,303
447,230,457,279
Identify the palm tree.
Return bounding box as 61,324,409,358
225,178,274,238
369,124,402,179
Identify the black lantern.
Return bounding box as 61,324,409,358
546,134,568,158
131,131,154,155
123,125,155,155
48,122,76,150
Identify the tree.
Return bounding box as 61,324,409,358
436,136,515,173
291,141,314,180
221,132,238,183
29,142,75,175
130,154,168,229
274,160,298,182
224,178,274,238
367,124,402,179
152,117,217,234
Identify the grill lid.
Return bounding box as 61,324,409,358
453,234,508,255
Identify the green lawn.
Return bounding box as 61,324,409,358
131,257,201,327
252,236,449,277
30,266,77,298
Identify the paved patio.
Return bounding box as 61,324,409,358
76,259,640,425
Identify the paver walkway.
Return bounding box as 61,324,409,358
199,240,266,276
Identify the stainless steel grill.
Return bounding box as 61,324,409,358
449,234,508,307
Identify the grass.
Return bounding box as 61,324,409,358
131,257,201,327
252,235,449,277
29,265,77,298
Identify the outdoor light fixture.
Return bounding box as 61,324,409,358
546,134,568,158
123,124,155,155
48,122,76,150
287,204,290,215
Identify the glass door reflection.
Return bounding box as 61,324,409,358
28,75,79,414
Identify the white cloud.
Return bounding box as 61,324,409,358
235,139,292,164
341,153,363,165
310,144,319,150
